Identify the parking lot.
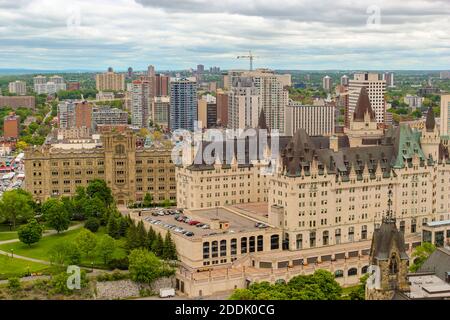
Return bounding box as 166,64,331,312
140,207,269,240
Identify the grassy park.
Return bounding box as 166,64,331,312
0,254,51,280
0,227,127,269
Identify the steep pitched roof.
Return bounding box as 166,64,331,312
353,86,375,121
425,106,436,132
418,248,450,281
257,109,268,130
370,220,409,262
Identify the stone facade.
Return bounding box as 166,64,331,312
24,129,176,205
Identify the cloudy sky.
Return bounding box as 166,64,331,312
0,0,449,71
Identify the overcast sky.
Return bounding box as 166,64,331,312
0,0,449,71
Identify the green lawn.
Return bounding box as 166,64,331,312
0,254,50,280
0,227,126,268
0,232,18,241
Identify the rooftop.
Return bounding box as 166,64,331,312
408,274,450,299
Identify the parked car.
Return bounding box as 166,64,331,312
159,288,175,298
201,224,210,229
189,220,200,225
196,223,205,228
185,232,194,237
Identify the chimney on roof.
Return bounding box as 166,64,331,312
330,135,339,152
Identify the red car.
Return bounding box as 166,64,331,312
189,220,200,225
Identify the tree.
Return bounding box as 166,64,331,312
143,193,153,208
18,218,43,246
128,248,163,284
147,227,156,250
83,196,107,220
151,233,164,257
96,235,116,265
348,274,369,300
16,140,28,150
410,242,436,272
162,232,177,260
0,189,35,229
86,179,113,207
107,212,121,239
75,229,97,259
118,216,129,237
136,221,148,248
42,198,70,233
161,199,171,208
126,222,139,251
48,242,81,265
84,217,100,233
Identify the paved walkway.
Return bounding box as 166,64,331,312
0,224,84,264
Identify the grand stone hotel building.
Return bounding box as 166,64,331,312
168,89,450,297
24,129,176,205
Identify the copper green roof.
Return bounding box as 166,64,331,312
391,124,426,168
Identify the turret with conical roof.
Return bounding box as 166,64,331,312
257,108,268,131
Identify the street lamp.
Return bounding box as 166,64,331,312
91,261,94,271
10,249,14,259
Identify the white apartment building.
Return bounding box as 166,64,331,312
228,77,260,129
8,81,27,95
33,75,66,94
404,95,424,110
323,75,332,91
151,96,170,129
131,80,151,128
227,69,290,134
285,100,335,136
348,72,386,125
439,95,450,137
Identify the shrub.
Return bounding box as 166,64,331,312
108,257,129,270
8,277,21,292
84,217,100,233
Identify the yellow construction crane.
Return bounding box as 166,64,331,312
237,50,258,71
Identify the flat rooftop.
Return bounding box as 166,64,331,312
227,202,270,224
140,206,272,240
408,274,450,299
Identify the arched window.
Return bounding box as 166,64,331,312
270,235,279,250
361,225,367,240
249,236,255,252
335,270,344,278
211,241,218,258
220,240,227,257
296,234,303,250
335,229,341,244
362,265,369,274
202,242,210,259
389,253,398,274
348,267,358,276
323,230,329,246
309,231,316,248
348,227,355,242
241,237,248,254
230,238,237,255
399,221,405,233
257,235,263,252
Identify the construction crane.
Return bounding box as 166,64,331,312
237,50,258,71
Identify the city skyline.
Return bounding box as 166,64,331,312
0,0,450,71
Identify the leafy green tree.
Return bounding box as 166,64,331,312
348,274,369,300
42,198,70,233
84,196,107,220
0,189,35,229
96,234,116,265
151,233,164,257
162,199,171,208
84,217,100,233
410,242,436,272
75,229,97,259
118,216,129,237
48,242,81,265
162,232,177,260
143,193,152,208
50,270,88,295
86,179,113,207
128,248,164,284
18,218,43,246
